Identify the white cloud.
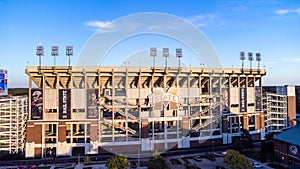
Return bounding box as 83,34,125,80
186,14,216,27
275,8,300,15
84,21,114,29
282,57,300,62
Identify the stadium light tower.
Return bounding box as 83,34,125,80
176,48,182,70
36,43,44,73
51,46,59,67
240,52,245,71
163,48,169,71
248,52,253,70
150,47,157,70
256,53,261,69
66,46,73,69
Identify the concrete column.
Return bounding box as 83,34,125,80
222,117,229,133
141,119,149,138
90,121,98,142
243,114,248,130
58,121,66,142
260,111,265,128
255,115,261,130
182,116,189,137
287,86,296,126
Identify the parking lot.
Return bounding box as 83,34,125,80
165,153,228,169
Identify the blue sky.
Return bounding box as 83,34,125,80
0,0,300,87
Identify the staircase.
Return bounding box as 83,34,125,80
117,109,137,120
189,93,220,105
104,94,136,106
191,102,221,117
102,118,136,135
192,114,221,131
100,103,137,120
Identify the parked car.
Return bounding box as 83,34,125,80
253,162,263,168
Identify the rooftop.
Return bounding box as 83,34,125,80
274,123,300,146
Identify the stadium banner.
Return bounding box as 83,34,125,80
222,88,230,112
255,87,262,111
240,87,247,112
86,89,99,119
59,89,71,119
31,89,43,120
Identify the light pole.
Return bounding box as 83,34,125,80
36,43,44,74
240,52,245,71
248,52,253,71
150,47,157,70
51,46,59,68
66,46,73,70
256,53,261,69
176,48,182,70
163,48,169,71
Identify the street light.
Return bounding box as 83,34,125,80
36,43,44,73
163,48,169,70
66,45,73,69
51,46,59,67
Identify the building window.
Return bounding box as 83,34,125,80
248,115,256,131
65,123,90,144
44,124,57,143
46,109,57,113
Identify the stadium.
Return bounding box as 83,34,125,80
25,63,266,158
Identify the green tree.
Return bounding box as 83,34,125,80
147,154,167,169
106,154,129,169
223,150,253,169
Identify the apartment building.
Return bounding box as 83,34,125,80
0,96,28,155
263,93,287,133
263,86,297,134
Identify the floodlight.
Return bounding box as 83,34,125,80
150,47,157,57
51,46,59,66
248,52,253,61
36,44,44,56
150,47,157,69
240,51,245,70
248,52,253,70
163,48,169,58
66,46,73,68
36,43,44,73
163,48,169,70
176,48,182,70
240,52,245,60
256,53,261,69
51,46,59,56
176,48,182,58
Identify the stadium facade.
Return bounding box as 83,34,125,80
25,66,266,158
